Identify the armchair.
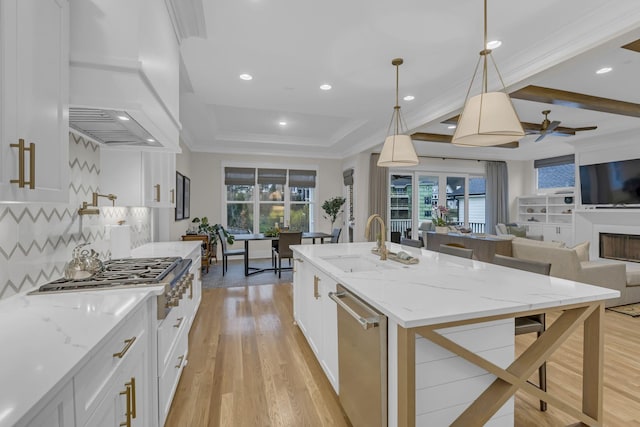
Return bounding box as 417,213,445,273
495,223,543,241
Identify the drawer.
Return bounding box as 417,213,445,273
158,326,188,426
157,303,187,373
74,304,148,426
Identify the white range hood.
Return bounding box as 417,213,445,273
69,0,181,152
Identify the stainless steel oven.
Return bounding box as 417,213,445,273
29,257,193,319
329,284,387,427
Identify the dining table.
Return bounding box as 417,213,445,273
233,231,333,276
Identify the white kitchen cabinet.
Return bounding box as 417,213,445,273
543,224,574,246
0,0,69,203
292,258,339,392
142,151,176,208
100,148,176,208
75,302,150,427
21,381,74,427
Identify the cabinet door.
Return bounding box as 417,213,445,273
84,351,148,427
0,0,69,202
294,260,323,357
543,224,574,246
321,279,339,393
23,381,74,427
142,151,176,208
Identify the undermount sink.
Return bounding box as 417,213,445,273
320,254,401,273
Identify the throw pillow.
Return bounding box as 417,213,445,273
507,225,527,238
572,241,590,262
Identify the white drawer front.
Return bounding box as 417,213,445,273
157,302,187,373
158,326,188,426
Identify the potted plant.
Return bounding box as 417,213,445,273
190,217,235,249
321,196,346,230
432,205,450,234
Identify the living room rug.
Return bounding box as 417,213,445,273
607,303,640,317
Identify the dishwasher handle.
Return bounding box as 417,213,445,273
328,290,381,330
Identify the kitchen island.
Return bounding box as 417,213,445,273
291,242,619,427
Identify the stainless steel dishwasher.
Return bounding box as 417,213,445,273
329,284,387,427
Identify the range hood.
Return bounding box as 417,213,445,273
69,108,161,147
69,0,181,152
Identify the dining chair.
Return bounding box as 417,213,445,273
330,227,342,243
217,227,245,276
400,237,423,248
439,243,473,259
492,254,551,411
272,232,302,278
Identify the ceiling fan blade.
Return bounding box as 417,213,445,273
534,133,547,142
546,120,561,133
573,126,598,131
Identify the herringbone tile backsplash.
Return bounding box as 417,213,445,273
0,133,151,299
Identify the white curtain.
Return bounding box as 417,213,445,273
485,161,509,235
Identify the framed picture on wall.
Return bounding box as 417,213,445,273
175,172,184,220
183,176,191,219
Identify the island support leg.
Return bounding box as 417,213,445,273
582,302,604,422
397,325,415,427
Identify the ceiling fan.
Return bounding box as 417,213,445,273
524,110,597,142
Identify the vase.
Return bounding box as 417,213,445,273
435,226,449,234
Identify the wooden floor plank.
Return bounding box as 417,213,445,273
166,284,640,426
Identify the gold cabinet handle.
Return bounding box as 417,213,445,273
10,139,35,189
175,355,184,369
127,377,136,419
170,188,175,204
313,275,320,299
119,382,132,427
113,337,136,358
154,184,161,202
173,317,184,328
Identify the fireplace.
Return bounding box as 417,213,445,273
599,232,640,263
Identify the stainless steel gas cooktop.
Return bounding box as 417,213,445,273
33,257,187,292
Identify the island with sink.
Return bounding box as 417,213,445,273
291,241,619,427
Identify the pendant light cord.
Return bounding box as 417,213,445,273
395,61,400,135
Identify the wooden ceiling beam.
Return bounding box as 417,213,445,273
411,132,519,148
509,85,640,118
622,38,640,53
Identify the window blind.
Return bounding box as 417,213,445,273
534,154,575,169
257,168,287,185
289,169,316,188
224,167,255,185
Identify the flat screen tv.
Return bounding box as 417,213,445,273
579,158,640,205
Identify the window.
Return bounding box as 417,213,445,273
535,155,575,190
389,172,487,237
225,167,316,233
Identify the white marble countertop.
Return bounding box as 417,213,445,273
131,241,200,259
292,242,620,328
0,240,200,427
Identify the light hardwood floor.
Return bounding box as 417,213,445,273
166,285,640,426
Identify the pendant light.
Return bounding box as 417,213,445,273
451,0,524,147
377,58,419,167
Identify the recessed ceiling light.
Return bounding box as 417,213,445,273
146,138,155,143
319,84,332,91
448,125,457,129
239,73,253,80
279,121,287,126
486,40,502,49
596,67,612,74
403,95,415,101
117,115,130,121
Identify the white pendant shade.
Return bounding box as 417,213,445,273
377,134,419,167
452,91,525,147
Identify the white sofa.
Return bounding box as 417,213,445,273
511,237,640,307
